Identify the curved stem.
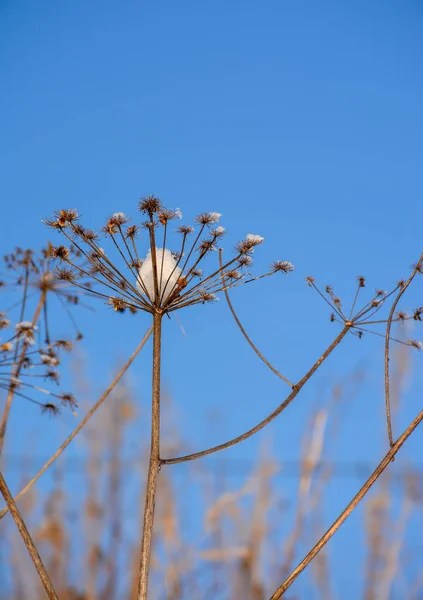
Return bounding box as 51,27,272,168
137,312,163,600
0,326,153,520
269,406,423,600
162,325,350,465
384,253,423,448
0,472,59,600
219,249,293,387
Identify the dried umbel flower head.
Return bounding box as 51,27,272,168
306,274,423,350
0,246,83,425
45,197,294,315
0,317,77,417
2,245,85,343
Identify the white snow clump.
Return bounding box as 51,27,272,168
137,248,182,303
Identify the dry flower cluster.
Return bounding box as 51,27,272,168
0,195,422,600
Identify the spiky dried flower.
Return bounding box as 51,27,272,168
139,195,162,215
396,311,408,321
0,317,11,330
51,246,70,260
40,354,59,367
246,233,264,246
45,197,293,316
158,209,182,225
413,307,423,321
271,261,295,274
0,245,84,433
307,274,423,349
41,403,60,416
177,225,195,235
194,212,222,225
211,226,225,238
60,393,77,409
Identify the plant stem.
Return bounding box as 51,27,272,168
162,325,350,465
0,326,153,521
137,311,163,600
0,471,59,600
384,252,423,448
0,291,46,457
268,406,423,600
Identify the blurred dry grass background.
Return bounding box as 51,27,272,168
2,351,422,600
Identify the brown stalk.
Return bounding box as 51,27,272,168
268,407,423,600
137,311,163,600
0,290,46,457
0,325,153,520
162,325,350,465
384,252,423,448
0,471,59,600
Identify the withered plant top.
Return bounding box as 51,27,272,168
306,274,423,349
0,245,83,428
44,196,294,316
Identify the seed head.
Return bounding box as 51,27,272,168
41,403,60,416
60,393,77,409
195,212,222,225
238,255,253,267
139,195,162,215
0,317,11,329
177,225,195,235
108,297,132,313
271,261,294,274
413,307,423,321
51,246,69,261
45,199,292,315
55,267,78,282
158,209,182,224
246,233,264,246
40,354,59,366
211,226,226,238
126,225,139,239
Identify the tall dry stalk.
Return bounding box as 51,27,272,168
3,372,423,599
1,197,422,599
41,199,294,597
137,312,163,599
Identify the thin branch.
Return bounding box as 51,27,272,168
384,253,423,448
219,249,293,388
137,312,163,600
0,290,46,457
0,471,59,600
268,407,423,600
0,326,153,520
162,325,350,465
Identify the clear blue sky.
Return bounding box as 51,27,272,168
1,1,422,597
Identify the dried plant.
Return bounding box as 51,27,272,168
3,374,423,600
0,195,422,600
0,245,85,456
41,197,293,599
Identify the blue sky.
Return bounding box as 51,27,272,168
1,1,423,597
